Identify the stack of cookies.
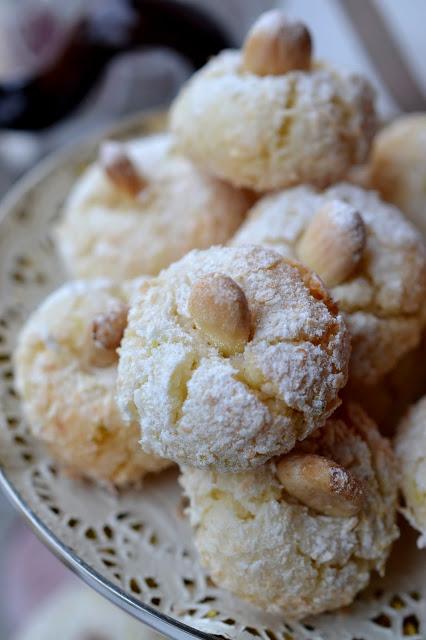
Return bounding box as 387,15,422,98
13,10,426,621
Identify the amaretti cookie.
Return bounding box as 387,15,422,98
232,183,426,384
14,279,170,486
395,396,426,547
180,403,399,620
371,113,426,237
170,10,376,192
117,245,350,471
56,133,251,279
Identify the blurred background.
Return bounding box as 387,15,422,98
0,1,425,638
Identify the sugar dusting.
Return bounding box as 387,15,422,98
56,133,250,279
171,50,376,190
180,403,399,618
117,245,350,471
232,183,426,383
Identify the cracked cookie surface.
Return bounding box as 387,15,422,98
56,133,250,279
170,50,376,192
14,279,170,486
180,402,398,619
232,183,426,384
117,245,350,471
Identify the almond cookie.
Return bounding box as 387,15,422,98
180,402,399,620
371,113,426,237
232,183,426,384
170,10,376,192
395,395,426,547
117,245,350,472
14,279,170,486
56,133,251,279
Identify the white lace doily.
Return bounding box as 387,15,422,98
0,111,425,640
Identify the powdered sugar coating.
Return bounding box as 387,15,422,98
117,245,350,471
170,51,376,191
56,133,250,279
14,279,170,486
180,402,399,619
395,395,426,547
232,183,426,384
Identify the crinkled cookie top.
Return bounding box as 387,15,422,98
56,133,250,279
171,49,376,191
232,183,426,384
117,245,350,471
14,278,169,486
180,402,399,619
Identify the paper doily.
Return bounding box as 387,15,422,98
0,111,425,640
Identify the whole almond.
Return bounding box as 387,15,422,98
188,273,251,354
242,10,312,76
276,453,364,517
99,141,147,197
297,200,366,287
92,302,129,352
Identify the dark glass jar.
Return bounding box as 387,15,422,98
0,0,232,131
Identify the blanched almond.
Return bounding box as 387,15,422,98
189,273,251,354
99,140,147,197
276,453,364,517
92,302,129,352
242,10,312,76
297,200,366,287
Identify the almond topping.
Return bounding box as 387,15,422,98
242,10,312,76
99,141,147,197
297,200,366,287
276,453,364,517
188,273,251,354
92,302,129,352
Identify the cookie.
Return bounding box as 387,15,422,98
371,114,426,237
232,183,426,384
117,245,350,471
171,10,376,192
395,395,426,547
14,279,170,486
180,403,399,619
56,133,250,279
